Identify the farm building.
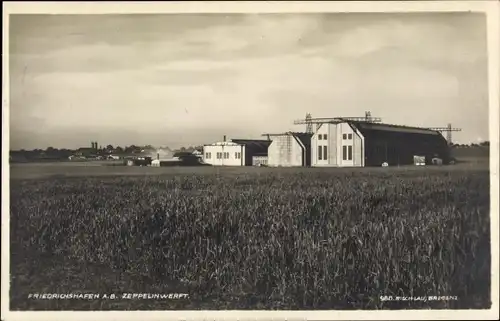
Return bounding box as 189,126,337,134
312,121,450,167
267,132,312,167
154,147,174,160
192,149,203,158
203,137,271,166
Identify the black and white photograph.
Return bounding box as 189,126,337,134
2,1,499,320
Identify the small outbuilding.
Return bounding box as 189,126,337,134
267,132,312,167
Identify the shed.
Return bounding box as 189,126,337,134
267,132,312,167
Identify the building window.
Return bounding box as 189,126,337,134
318,146,323,160
323,146,328,159
348,133,353,140
318,134,322,140
323,134,327,140
343,146,347,160
348,146,353,160
205,152,211,159
217,152,222,159
223,152,229,159
343,134,347,140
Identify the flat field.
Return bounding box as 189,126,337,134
8,159,491,310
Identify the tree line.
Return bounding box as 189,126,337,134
9,144,204,162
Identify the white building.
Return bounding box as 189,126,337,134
203,138,271,166
252,156,268,166
312,122,364,167
154,147,174,160
267,132,312,167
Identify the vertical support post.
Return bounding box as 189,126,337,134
447,123,452,145
306,113,313,134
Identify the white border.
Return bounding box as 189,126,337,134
2,1,499,320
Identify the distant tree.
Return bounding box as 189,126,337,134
115,146,123,153
106,144,114,150
125,145,135,153
480,141,490,147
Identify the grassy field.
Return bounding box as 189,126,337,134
9,159,491,310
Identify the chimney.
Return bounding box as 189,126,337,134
223,135,226,142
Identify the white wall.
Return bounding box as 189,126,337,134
203,142,244,166
337,123,364,167
268,135,303,167
312,123,332,167
352,126,364,167
338,123,354,167
312,122,364,167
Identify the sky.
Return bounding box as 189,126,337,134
9,12,489,150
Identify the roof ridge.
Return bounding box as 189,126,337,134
348,121,439,132
350,120,439,132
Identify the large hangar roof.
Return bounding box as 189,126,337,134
350,121,443,136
